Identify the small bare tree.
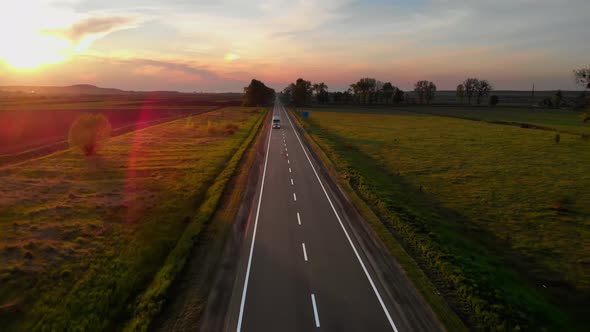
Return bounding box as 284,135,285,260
463,78,479,104
456,84,465,104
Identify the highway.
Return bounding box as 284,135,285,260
226,99,443,331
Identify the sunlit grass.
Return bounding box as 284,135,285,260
297,107,589,330
0,107,265,331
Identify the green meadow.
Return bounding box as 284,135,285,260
295,107,589,330
0,107,266,331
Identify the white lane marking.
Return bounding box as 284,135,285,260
291,178,294,185
282,105,399,332
289,167,292,173
297,212,302,225
302,243,308,261
311,294,321,327
236,112,274,332
293,193,297,201
288,159,290,164
286,153,289,158
285,147,288,152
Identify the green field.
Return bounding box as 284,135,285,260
0,107,266,331
295,107,589,330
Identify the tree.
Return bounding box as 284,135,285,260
573,68,590,90
476,80,493,104
352,78,377,104
414,80,437,104
280,83,296,104
68,113,111,156
456,84,465,104
463,78,479,104
312,82,329,104
291,78,313,106
489,95,499,106
242,79,275,106
382,82,395,104
553,90,563,108
393,88,404,104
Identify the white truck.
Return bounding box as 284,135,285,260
272,115,281,129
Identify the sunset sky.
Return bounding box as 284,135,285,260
0,0,588,92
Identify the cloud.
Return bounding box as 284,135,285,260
44,16,138,49
65,16,136,43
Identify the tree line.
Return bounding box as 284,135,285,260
278,77,499,107
243,66,590,109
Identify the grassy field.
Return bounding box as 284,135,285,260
0,107,266,331
316,105,590,135
0,96,224,155
295,107,589,330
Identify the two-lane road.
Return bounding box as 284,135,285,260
226,99,442,331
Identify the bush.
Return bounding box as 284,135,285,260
68,113,111,156
224,123,239,135
489,95,499,106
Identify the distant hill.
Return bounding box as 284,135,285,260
0,84,127,95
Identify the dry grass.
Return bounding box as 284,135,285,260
0,107,264,331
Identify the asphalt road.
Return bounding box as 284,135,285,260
225,99,443,332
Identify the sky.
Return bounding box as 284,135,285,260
0,0,588,92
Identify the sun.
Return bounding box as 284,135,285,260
0,31,73,70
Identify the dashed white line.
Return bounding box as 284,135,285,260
302,243,308,261
282,104,399,332
293,193,297,201
311,294,321,327
291,178,294,185
288,159,290,164
289,167,292,173
297,212,301,225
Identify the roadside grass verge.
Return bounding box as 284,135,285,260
293,109,588,330
0,107,265,331
290,112,466,331
123,108,267,332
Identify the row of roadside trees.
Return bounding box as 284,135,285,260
279,77,496,106
247,67,590,109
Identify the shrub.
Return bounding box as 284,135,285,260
489,95,499,106
68,113,111,156
224,123,239,135
552,196,572,213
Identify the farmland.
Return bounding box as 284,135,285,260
0,106,266,331
294,106,589,330
0,93,242,164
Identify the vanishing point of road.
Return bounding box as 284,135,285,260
225,99,443,331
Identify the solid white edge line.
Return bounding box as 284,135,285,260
282,104,399,332
236,109,274,332
302,242,308,261
311,294,321,327
297,212,301,225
